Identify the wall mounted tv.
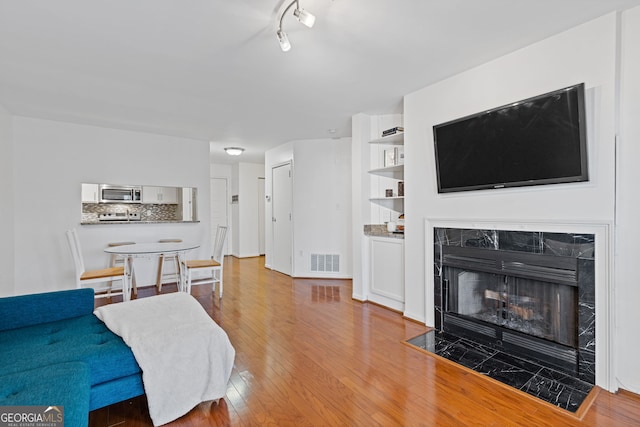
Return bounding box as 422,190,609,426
433,83,588,193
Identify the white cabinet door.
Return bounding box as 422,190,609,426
142,186,178,204
81,183,99,203
369,237,404,311
142,186,161,203
160,187,178,204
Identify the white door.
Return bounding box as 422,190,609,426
210,177,229,255
272,163,292,275
258,177,266,256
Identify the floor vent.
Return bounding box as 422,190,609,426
311,254,340,272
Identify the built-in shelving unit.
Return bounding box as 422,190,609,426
352,113,406,312
368,131,404,213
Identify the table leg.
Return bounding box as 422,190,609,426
123,256,133,301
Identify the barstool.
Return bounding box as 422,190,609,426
107,241,137,296
157,239,182,291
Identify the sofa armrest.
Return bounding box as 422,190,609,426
0,288,95,332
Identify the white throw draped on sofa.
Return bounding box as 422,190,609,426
94,292,235,426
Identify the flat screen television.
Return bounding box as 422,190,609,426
433,83,588,193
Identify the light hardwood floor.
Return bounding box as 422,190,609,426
90,256,640,426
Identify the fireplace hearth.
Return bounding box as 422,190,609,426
434,228,595,385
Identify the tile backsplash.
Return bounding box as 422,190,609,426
82,203,179,222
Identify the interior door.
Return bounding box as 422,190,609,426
210,177,229,255
272,163,292,275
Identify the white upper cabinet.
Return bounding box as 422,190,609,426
142,186,178,204
81,183,99,203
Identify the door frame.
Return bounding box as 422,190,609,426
258,177,266,256
270,161,293,276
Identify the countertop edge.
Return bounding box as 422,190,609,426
364,231,405,239
81,220,201,225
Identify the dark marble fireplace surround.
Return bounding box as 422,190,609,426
412,227,596,411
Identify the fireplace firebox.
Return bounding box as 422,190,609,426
435,228,595,384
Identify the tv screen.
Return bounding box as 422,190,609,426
433,83,588,193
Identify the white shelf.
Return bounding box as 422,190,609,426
369,132,404,145
369,196,405,202
369,196,405,212
368,164,404,178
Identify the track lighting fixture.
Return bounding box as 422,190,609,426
277,0,316,52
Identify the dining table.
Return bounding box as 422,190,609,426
104,242,200,295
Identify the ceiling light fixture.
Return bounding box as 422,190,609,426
277,0,316,52
224,147,245,156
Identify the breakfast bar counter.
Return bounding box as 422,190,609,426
81,220,200,225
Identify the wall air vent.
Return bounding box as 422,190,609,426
310,254,340,272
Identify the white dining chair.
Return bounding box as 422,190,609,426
108,241,137,296
156,238,182,292
181,226,227,296
66,229,129,300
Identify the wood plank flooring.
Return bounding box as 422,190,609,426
90,256,640,426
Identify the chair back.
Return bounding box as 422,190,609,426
65,229,85,287
212,226,228,263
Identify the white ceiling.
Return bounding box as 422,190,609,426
1,0,639,164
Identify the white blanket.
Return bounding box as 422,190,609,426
94,292,235,426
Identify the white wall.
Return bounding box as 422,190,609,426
231,163,240,257
0,104,14,295
615,5,640,394
402,11,640,394
236,162,264,258
265,138,352,278
404,13,617,322
9,117,211,294
211,162,233,255
292,138,352,278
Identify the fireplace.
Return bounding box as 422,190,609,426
434,228,595,384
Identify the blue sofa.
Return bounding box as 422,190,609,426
0,289,144,427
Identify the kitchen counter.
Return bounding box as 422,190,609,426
364,224,405,239
81,220,200,225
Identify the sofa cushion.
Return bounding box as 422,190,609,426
0,289,94,332
0,314,140,386
0,362,90,427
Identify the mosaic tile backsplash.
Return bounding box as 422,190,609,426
82,203,180,223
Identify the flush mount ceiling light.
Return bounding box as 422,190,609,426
224,147,245,156
277,0,316,52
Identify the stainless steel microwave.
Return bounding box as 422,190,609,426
99,185,142,204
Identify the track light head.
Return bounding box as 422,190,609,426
293,8,315,28
276,29,291,52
